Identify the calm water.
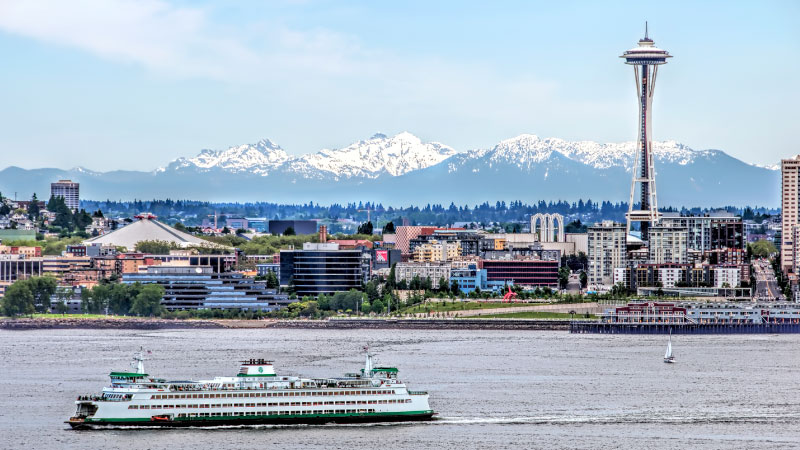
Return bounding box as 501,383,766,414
1,328,799,450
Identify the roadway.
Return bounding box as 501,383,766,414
753,258,784,301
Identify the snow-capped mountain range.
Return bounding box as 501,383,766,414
161,132,757,178
0,132,780,206
162,132,457,179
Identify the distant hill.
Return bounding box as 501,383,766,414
0,133,780,207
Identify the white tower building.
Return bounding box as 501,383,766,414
620,24,672,240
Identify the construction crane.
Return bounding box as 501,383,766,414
357,208,374,223
207,211,219,229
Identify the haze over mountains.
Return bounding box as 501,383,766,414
0,133,779,207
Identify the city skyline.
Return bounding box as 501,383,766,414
0,1,797,171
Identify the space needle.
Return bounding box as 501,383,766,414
620,23,672,241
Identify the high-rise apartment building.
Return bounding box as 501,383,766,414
50,179,80,211
660,212,743,252
588,221,627,287
648,225,688,264
781,156,800,273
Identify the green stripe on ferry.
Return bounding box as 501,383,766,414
87,410,434,423
236,374,277,377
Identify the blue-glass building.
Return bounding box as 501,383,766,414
450,264,487,294
280,243,370,297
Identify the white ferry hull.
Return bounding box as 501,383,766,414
68,410,435,428
67,352,435,430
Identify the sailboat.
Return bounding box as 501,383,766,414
663,331,675,363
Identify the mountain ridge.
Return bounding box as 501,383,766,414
0,132,780,207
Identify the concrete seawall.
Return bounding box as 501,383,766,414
0,318,224,330
1,318,577,331
266,319,573,330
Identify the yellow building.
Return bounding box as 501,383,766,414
413,240,461,262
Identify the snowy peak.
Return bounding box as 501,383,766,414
160,132,769,182
295,132,457,178
465,134,716,171
164,139,290,174
164,132,457,179
189,139,290,173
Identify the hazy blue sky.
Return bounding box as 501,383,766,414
0,0,797,171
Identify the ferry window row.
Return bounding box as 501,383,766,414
174,409,378,418
130,399,411,409
151,390,396,400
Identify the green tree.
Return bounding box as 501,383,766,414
135,240,174,254
27,276,58,313
387,263,397,288
317,293,330,310
129,284,165,317
299,301,319,317
564,219,587,233
54,298,69,314
450,279,461,296
48,196,74,231
28,193,40,219
82,285,108,313
283,226,296,236
108,283,139,315
382,222,395,234
365,280,380,301
383,292,393,314
357,221,374,235
1,281,35,316
54,287,72,314
438,277,449,293
371,299,385,314
748,239,777,258
265,271,279,289
72,209,93,230
558,266,571,290
422,277,433,291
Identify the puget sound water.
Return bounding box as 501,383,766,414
1,328,799,450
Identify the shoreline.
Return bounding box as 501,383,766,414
0,317,575,331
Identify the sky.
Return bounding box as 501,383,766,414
0,0,797,171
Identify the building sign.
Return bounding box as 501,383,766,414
376,250,388,263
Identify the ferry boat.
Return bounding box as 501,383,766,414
66,349,434,428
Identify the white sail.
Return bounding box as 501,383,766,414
664,337,673,359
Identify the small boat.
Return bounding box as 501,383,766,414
664,331,675,363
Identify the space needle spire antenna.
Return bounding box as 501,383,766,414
620,24,672,240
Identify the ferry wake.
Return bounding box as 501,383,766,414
66,348,434,428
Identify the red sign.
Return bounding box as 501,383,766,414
376,250,388,263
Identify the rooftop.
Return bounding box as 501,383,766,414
84,216,229,251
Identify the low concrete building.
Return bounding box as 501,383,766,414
123,265,290,311
395,262,451,289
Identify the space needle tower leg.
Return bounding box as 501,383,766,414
621,23,671,241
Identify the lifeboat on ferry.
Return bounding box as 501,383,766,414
151,415,172,422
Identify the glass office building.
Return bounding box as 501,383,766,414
280,243,370,297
